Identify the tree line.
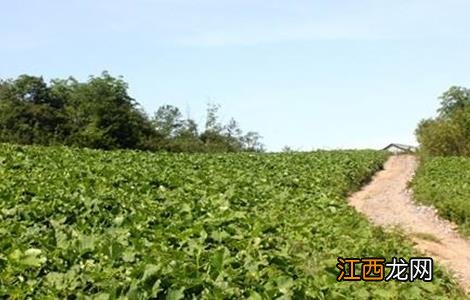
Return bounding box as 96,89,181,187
416,86,470,156
0,72,264,152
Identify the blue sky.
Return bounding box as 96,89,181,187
2,0,470,151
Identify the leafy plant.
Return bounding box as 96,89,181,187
0,144,464,298
412,156,470,236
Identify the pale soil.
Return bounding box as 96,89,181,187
348,154,470,293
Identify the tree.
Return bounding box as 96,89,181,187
152,105,205,152
416,86,470,156
241,131,264,152
60,72,155,150
170,118,205,152
282,145,294,153
0,73,264,153
200,103,230,152
438,86,470,118
153,105,184,138
221,118,243,151
0,75,65,145
204,103,222,133
200,103,265,152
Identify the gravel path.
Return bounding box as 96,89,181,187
348,154,470,293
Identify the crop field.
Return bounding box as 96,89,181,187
0,144,463,298
412,156,470,236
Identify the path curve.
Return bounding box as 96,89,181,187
349,154,470,293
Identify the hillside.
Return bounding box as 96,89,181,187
0,144,463,298
412,157,470,236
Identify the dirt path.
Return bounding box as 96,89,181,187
349,154,470,293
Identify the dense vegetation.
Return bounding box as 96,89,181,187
412,157,470,236
0,73,263,153
413,85,470,237
416,86,470,157
0,144,462,299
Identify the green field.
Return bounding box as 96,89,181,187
0,144,463,298
412,156,470,236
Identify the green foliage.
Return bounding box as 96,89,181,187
416,86,470,156
0,144,463,298
0,73,155,151
153,105,184,139
0,75,67,145
414,85,470,240
438,86,470,118
412,156,470,236
151,103,263,153
0,73,264,153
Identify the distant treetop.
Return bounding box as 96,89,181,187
0,72,264,153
